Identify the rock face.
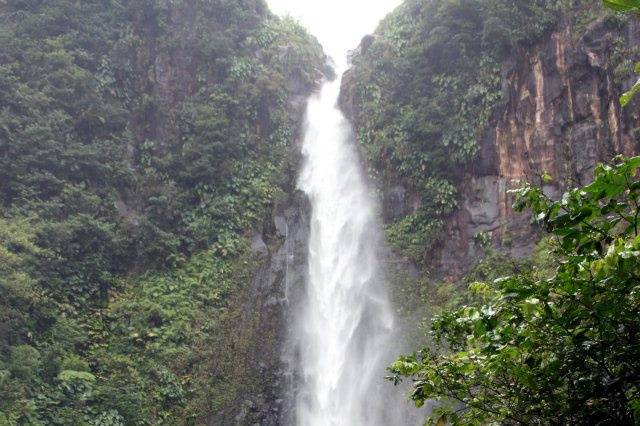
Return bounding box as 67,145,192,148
343,16,640,279
440,17,640,277
209,194,310,425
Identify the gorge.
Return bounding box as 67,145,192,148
1,0,639,425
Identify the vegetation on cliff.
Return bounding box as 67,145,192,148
609,0,640,106
344,0,635,265
342,0,640,423
391,156,640,424
0,0,324,423
3,0,640,423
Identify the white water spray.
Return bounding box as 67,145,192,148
294,65,398,426
265,1,407,424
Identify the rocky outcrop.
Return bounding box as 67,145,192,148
438,17,640,278
209,193,310,425
343,15,640,280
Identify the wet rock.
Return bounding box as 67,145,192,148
464,176,501,236
274,214,287,238
383,185,409,221
360,34,376,55
250,231,268,256
338,68,356,120
209,193,310,425
342,14,640,281
433,17,640,276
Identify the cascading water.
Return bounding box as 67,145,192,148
295,77,396,425
264,1,408,424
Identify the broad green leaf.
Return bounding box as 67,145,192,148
626,156,640,170
603,0,640,11
620,79,640,107
58,370,96,383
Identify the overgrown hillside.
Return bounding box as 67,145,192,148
0,0,325,423
341,1,640,424
341,0,640,313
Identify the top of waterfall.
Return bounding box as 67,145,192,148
266,0,403,72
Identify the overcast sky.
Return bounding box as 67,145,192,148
265,0,403,69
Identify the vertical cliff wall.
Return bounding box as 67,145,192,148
340,3,640,281
439,16,640,278
209,194,311,425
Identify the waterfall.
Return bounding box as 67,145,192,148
293,69,397,425
264,1,408,423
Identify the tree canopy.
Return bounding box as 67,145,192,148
390,156,640,425
0,0,325,423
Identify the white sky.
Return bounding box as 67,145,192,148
266,0,404,70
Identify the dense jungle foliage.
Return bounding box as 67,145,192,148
373,1,640,424
0,0,325,423
3,0,640,423
391,156,640,425
345,0,634,264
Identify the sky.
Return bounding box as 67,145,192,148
265,0,404,70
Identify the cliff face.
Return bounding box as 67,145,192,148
341,6,640,280
438,17,640,278
209,194,311,425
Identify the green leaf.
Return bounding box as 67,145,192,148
626,156,640,170
620,79,640,107
58,370,96,383
603,0,640,11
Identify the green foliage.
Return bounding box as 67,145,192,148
348,0,568,262
390,156,640,425
603,0,640,12
0,217,53,357
0,233,264,423
0,0,324,276
620,62,640,106
385,178,458,263
85,247,260,423
602,1,640,106
386,215,442,264
391,245,537,347
0,0,324,423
